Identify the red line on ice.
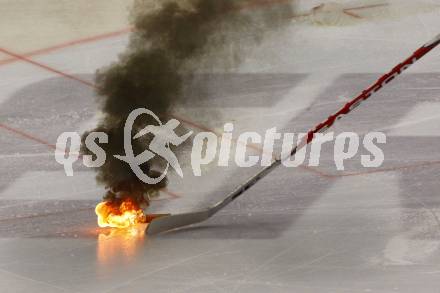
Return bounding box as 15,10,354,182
0,27,133,67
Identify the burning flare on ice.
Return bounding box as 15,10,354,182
95,198,147,229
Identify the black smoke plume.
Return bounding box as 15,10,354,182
82,0,294,207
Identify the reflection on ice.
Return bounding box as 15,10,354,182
97,224,147,266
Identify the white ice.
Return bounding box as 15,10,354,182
1,1,440,292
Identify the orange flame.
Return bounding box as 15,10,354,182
95,198,147,229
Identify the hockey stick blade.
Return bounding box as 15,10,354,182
146,163,278,235
146,209,212,235
146,33,440,235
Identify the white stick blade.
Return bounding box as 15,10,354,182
146,210,211,235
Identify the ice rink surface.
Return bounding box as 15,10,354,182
1,0,440,292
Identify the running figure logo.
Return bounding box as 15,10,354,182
115,108,193,184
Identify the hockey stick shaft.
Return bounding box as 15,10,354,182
146,33,440,235
211,33,440,214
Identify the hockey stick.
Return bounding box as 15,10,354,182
146,33,440,235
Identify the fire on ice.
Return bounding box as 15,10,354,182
95,199,147,229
